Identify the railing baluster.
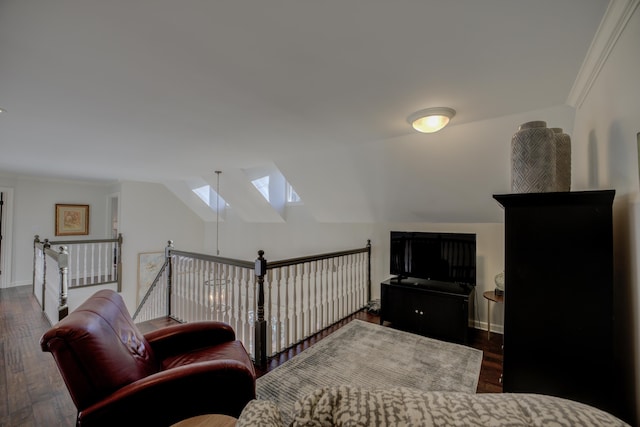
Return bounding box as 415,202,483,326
90,243,95,285
338,257,342,322
223,263,230,324
264,269,271,356
282,267,287,348
321,259,327,329
292,264,298,344
97,243,102,283
210,260,215,322
226,264,232,325
311,260,317,332
302,262,308,338
355,254,360,310
73,245,79,286
240,266,247,346
196,258,202,321
350,255,355,313
276,268,282,353
212,262,218,321
82,244,87,286
253,268,258,356
332,257,337,322
329,258,335,324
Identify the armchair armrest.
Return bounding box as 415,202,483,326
78,360,256,426
144,321,236,360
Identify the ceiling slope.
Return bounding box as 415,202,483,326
0,0,614,222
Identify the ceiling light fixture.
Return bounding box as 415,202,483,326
407,107,456,133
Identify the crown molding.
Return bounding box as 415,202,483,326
567,0,640,108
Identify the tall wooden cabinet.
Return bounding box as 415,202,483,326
494,190,617,417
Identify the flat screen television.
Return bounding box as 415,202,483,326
390,231,476,285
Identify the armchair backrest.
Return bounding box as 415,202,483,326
40,290,159,410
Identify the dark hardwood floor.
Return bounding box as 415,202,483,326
0,286,77,427
1,285,503,426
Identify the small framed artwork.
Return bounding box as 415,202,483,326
137,252,165,304
55,204,90,236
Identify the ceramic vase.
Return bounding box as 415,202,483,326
511,121,556,193
551,128,571,192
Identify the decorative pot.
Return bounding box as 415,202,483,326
551,128,571,192
494,271,505,296
511,121,556,193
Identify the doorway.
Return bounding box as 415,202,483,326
108,192,120,238
0,187,14,288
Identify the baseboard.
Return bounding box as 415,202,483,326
3,280,31,289
472,321,503,335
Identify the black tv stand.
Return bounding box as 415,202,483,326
380,277,474,344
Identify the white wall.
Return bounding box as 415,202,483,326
205,204,373,262
0,176,206,315
571,5,640,424
0,173,114,287
117,181,205,312
204,201,505,333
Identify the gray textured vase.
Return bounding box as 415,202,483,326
511,121,556,193
551,127,572,192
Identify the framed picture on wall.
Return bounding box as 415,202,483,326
137,251,165,304
55,204,89,236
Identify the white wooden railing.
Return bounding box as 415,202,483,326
260,248,371,358
33,235,122,323
33,243,70,324
133,240,371,363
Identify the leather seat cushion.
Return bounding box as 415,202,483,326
161,340,254,372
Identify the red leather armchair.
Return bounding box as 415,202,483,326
40,289,256,427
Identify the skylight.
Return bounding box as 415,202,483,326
192,185,226,212
243,164,303,220
286,182,301,203
250,173,301,205
193,185,211,205
251,176,270,201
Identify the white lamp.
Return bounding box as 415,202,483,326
407,107,456,133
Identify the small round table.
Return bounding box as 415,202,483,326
483,290,504,340
171,414,237,427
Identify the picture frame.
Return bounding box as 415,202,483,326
137,251,165,304
55,204,89,236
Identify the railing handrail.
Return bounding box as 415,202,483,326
43,245,68,261
169,248,254,269
36,234,123,248
265,245,371,269
47,237,122,245
167,242,371,270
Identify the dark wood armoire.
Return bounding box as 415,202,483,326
494,190,618,417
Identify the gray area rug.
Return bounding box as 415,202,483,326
256,319,483,423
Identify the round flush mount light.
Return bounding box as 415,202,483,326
407,107,456,133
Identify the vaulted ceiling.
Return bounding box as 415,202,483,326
0,0,612,222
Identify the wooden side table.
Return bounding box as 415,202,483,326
483,290,504,340
171,414,237,427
